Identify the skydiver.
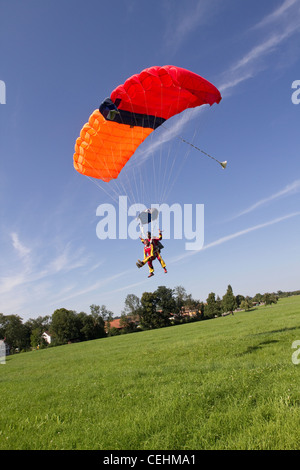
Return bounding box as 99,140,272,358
136,230,167,277
141,230,164,253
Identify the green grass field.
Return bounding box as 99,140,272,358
1,296,299,450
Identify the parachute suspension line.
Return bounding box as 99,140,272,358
160,84,184,204
158,87,192,204
159,142,172,204
82,154,129,216
125,112,143,208
79,155,120,205
152,114,159,205
160,137,180,204
118,91,147,208
156,81,167,206
139,222,146,239
160,126,197,204
155,78,183,206
176,135,227,169
114,144,135,205
143,86,159,207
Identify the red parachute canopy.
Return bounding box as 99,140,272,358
74,65,221,181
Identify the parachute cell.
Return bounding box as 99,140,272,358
73,65,221,181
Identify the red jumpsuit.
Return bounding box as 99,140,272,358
141,232,166,275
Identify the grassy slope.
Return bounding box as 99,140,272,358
0,296,299,450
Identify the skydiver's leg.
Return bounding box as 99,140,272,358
156,253,167,272
147,259,154,277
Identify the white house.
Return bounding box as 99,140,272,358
42,331,52,344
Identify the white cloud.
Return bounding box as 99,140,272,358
162,1,217,54
11,232,31,258
171,211,300,264
46,244,87,275
231,179,300,219
219,0,300,95
253,0,300,30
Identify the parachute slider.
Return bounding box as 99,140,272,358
137,208,159,225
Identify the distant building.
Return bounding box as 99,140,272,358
105,318,123,333
105,317,140,333
42,331,52,344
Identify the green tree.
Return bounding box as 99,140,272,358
253,293,263,303
205,292,218,318
263,293,278,305
215,295,222,317
140,292,157,329
25,315,51,348
30,328,44,348
222,285,237,314
240,298,252,311
50,308,80,345
140,291,171,329
90,304,114,322
235,295,245,308
155,286,176,317
0,314,30,352
78,312,106,341
121,294,141,322
119,314,138,333
173,285,188,314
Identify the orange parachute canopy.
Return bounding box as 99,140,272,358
74,65,221,182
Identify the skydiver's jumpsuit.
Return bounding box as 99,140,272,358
141,232,166,274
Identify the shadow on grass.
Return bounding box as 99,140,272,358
240,339,279,355
250,326,300,337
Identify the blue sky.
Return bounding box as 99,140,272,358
1,0,300,321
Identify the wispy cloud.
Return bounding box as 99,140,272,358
46,244,87,275
0,235,89,297
138,1,300,162
171,211,300,264
44,269,134,309
231,179,300,219
162,1,217,55
219,0,300,94
253,0,299,30
11,232,31,259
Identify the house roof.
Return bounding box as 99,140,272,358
106,318,123,329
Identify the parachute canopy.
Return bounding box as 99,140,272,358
74,65,222,182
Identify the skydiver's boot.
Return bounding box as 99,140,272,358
136,260,143,268
164,267,167,273
148,272,154,278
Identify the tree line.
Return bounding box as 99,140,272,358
1,286,298,354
